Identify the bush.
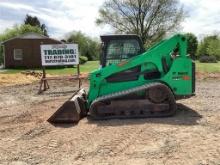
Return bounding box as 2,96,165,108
199,55,217,63
79,56,88,64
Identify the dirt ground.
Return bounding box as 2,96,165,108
0,75,220,165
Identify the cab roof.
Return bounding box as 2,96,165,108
100,34,144,52
100,34,142,42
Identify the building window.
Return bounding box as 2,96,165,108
14,49,23,60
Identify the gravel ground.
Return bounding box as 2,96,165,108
0,78,220,165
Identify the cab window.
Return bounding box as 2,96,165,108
106,39,141,65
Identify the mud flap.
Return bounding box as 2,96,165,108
47,89,87,123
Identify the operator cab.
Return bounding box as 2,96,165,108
100,34,145,68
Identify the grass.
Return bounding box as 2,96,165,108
1,60,220,75
1,61,99,75
195,61,220,73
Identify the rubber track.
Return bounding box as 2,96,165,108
89,82,176,119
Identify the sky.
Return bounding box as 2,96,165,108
0,0,220,40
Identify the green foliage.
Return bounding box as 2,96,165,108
24,14,41,27
185,33,198,59
0,24,44,64
24,14,48,36
0,24,43,41
199,55,217,63
197,42,207,57
96,0,185,45
197,35,220,60
206,38,220,60
79,56,88,64
66,31,100,61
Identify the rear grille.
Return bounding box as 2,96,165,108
192,62,195,93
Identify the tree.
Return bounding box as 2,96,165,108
197,35,220,59
206,37,220,60
0,24,43,64
96,0,185,47
66,31,100,60
185,33,198,59
24,14,48,36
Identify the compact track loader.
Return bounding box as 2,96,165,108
48,34,195,123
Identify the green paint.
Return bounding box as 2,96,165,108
87,34,195,106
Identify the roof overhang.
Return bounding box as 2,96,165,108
1,32,62,44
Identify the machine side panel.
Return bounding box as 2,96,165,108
88,34,191,105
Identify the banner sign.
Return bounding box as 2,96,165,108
40,44,79,66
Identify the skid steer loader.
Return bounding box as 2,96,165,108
48,34,195,123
